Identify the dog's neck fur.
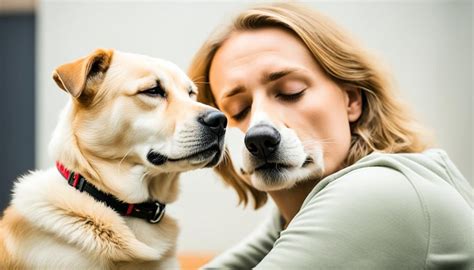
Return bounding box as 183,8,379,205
49,101,180,204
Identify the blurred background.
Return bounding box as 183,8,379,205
1,0,472,268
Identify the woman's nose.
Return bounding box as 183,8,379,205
244,124,281,159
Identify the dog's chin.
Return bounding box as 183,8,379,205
179,146,224,169
203,148,225,168
146,144,224,172
248,160,323,192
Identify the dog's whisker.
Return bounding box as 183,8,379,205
191,76,210,85
302,142,336,147
191,75,207,81
300,137,335,143
179,130,204,136
192,81,210,85
175,139,204,144
118,147,134,171
301,138,336,146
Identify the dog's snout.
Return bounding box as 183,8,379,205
245,124,281,159
198,110,227,136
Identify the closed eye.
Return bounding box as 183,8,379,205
141,83,167,98
276,89,306,102
231,106,250,121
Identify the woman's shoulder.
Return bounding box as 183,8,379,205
272,164,429,268
304,149,471,207
289,149,472,269
299,165,423,224
301,149,471,226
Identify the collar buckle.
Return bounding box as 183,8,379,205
149,201,166,224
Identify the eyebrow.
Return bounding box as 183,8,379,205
262,68,299,84
221,85,245,99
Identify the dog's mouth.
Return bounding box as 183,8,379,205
147,144,222,167
252,156,313,174
168,144,221,166
255,162,292,172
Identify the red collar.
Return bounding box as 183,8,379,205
55,161,166,224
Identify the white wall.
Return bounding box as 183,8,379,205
37,0,472,253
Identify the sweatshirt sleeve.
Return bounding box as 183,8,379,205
255,167,429,270
202,207,282,269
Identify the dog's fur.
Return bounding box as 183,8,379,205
240,112,324,191
0,49,225,269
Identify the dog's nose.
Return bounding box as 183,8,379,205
198,110,227,136
244,124,281,159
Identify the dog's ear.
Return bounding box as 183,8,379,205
52,49,113,99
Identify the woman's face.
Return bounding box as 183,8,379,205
209,28,362,191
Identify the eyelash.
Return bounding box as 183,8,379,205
141,84,166,98
276,89,306,102
141,85,196,99
230,89,306,122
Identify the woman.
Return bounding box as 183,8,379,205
189,3,472,269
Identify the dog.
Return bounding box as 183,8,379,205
0,49,226,269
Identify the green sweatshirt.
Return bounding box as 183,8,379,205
203,149,472,269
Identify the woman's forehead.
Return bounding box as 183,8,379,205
214,28,308,66
209,29,316,94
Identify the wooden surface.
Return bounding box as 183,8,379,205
178,253,215,270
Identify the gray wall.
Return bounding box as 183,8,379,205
0,14,35,211
37,1,472,252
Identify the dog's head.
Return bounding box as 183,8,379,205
239,111,324,191
52,49,226,174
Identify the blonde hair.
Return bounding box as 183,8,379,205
188,3,431,209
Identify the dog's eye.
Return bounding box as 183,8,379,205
141,85,167,98
188,86,197,98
